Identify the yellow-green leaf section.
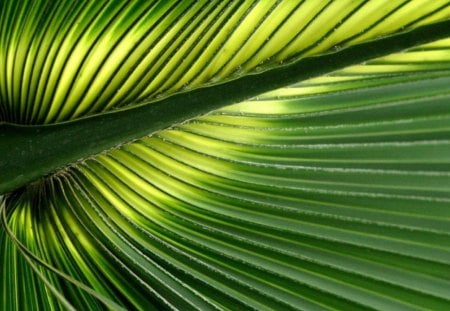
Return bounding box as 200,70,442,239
1,0,449,124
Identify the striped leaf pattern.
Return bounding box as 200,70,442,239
1,0,449,124
1,1,450,310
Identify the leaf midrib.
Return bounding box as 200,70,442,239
1,18,450,195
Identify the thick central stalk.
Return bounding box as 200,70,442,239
1,19,450,195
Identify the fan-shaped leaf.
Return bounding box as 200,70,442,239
1,1,450,310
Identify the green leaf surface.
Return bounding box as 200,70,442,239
1,1,450,310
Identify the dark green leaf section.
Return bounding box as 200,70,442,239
2,56,450,309
2,19,450,195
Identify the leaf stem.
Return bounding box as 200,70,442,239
1,19,450,195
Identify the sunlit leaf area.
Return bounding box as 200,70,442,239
1,1,450,310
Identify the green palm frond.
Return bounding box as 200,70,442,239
1,1,450,310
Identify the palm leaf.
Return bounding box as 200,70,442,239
1,1,450,310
